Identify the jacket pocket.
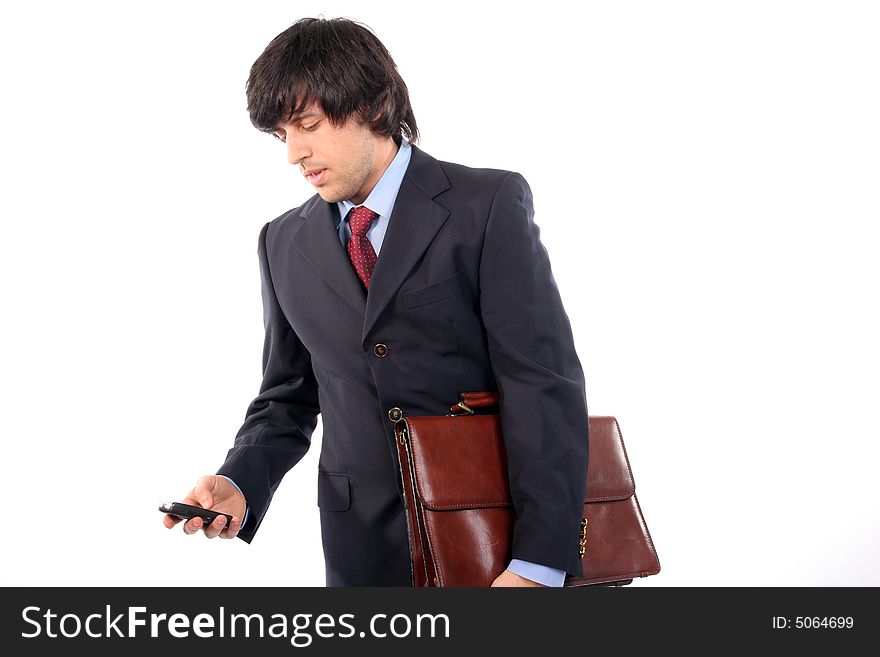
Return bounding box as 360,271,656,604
317,472,351,512
401,270,465,310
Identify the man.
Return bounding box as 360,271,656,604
163,17,589,587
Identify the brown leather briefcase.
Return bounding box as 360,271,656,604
394,391,661,587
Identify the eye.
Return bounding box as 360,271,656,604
272,132,286,143
302,122,320,132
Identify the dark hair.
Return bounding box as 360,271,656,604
246,17,419,145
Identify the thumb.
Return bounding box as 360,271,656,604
195,476,215,509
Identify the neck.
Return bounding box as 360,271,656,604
351,138,398,205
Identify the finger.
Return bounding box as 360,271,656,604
219,516,242,539
163,514,182,529
183,516,204,535
202,514,227,539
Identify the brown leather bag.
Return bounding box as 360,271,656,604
394,391,661,587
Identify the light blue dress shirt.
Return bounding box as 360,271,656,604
221,140,566,587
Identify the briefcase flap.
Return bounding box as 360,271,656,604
403,414,635,511
405,414,512,511
585,416,636,503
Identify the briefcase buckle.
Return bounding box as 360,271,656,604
451,401,474,415
579,518,588,558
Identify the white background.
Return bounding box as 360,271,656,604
1,1,877,587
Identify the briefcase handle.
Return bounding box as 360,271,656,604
449,391,500,415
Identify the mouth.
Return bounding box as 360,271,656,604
304,168,327,186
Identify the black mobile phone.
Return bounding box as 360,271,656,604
159,501,233,526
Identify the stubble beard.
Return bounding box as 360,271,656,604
319,135,376,204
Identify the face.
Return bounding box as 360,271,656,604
272,102,395,205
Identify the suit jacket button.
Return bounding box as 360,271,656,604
388,407,404,422
373,343,389,357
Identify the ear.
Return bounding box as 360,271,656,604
355,106,381,128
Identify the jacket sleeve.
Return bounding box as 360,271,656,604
217,220,320,543
478,172,589,577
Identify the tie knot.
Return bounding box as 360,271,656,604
348,206,378,238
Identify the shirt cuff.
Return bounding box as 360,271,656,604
216,475,249,526
506,559,566,587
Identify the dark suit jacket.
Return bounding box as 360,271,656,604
218,144,589,586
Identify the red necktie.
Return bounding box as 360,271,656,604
346,206,379,289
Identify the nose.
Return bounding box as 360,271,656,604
286,134,311,166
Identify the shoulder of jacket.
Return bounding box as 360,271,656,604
437,158,517,185
434,160,526,203
262,193,322,240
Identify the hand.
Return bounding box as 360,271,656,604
490,569,547,587
163,475,247,539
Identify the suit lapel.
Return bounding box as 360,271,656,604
290,144,451,341
294,197,367,317
362,145,450,343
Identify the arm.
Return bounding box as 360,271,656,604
478,172,589,578
216,220,321,543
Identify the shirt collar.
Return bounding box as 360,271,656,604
336,139,412,227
